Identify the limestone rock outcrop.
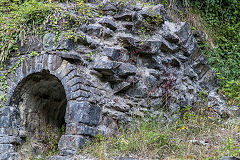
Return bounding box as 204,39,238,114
0,0,230,159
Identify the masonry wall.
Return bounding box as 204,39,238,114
0,1,229,159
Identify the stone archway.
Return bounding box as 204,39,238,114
9,70,67,142
3,54,101,156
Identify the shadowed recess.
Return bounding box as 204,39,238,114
10,70,67,139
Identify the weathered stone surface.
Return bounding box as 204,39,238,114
58,135,87,152
82,24,103,37
1,0,230,158
114,12,133,21
93,61,116,75
102,3,117,12
191,54,210,78
99,17,117,31
184,66,198,79
0,144,15,154
0,106,20,129
198,69,218,90
151,4,170,21
43,33,74,51
0,152,19,160
18,35,43,54
104,75,122,83
111,100,131,112
221,157,240,160
0,107,10,128
162,21,191,44
58,33,74,51
122,22,133,29
70,90,91,99
0,128,19,137
136,39,163,55
70,83,91,92
182,35,198,56
66,77,84,87
102,28,114,38
57,51,87,64
102,107,129,122
127,83,148,98
55,61,72,79
76,32,100,49
43,33,56,51
104,47,121,61
93,56,120,75
97,116,118,135
117,63,137,77
114,82,132,93
131,12,143,33
65,101,101,126
0,136,21,145
66,123,98,136
160,38,179,53
117,33,137,48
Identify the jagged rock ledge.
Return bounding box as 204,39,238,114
0,0,232,159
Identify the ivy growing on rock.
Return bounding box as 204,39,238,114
170,0,240,105
190,0,240,105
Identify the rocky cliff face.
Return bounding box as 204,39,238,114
0,0,230,159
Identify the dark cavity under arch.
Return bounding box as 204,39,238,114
10,70,67,140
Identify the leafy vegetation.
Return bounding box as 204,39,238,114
164,0,239,105
187,0,240,105
0,0,54,106
0,0,53,63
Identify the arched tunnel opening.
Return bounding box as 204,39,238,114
10,70,67,155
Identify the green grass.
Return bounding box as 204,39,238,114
80,109,240,160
